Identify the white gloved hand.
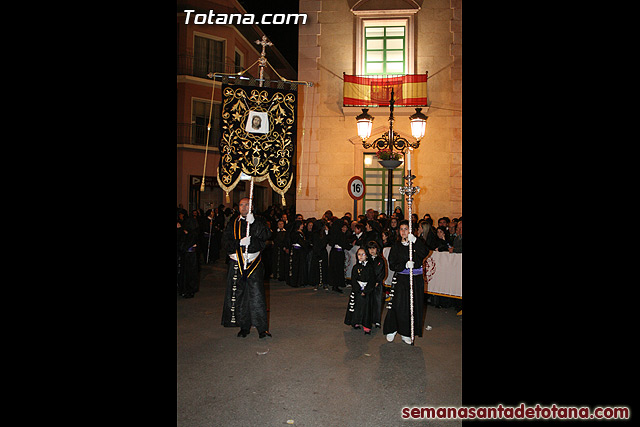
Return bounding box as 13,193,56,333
240,236,251,247
358,281,367,290
324,228,329,235
405,260,415,269
245,213,255,224
407,234,416,244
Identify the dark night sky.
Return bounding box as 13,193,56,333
237,0,300,69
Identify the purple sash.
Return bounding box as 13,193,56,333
398,267,423,275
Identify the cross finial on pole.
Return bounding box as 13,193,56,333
255,36,273,87
255,35,273,56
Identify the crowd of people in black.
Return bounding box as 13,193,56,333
177,203,462,303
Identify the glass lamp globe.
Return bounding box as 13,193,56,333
409,108,428,141
355,108,374,141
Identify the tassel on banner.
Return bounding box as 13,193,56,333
226,191,230,203
282,194,286,206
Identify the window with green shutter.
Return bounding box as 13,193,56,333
362,153,405,214
364,26,405,75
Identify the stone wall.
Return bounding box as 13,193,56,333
296,0,462,220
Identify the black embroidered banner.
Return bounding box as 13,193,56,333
217,84,297,203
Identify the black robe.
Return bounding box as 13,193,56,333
271,228,289,281
383,238,428,338
362,230,383,252
353,232,366,248
328,226,353,289
387,226,399,245
177,225,185,292
344,260,376,329
178,217,200,296
220,215,271,333
288,230,309,287
304,227,314,282
369,254,386,325
309,228,329,288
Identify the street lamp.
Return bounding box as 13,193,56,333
409,107,428,141
355,108,374,142
355,89,427,215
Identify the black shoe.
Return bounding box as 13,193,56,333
332,287,343,293
259,331,272,339
364,330,371,335
182,293,194,298
237,329,250,337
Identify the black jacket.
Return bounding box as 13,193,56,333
221,215,271,255
388,238,428,272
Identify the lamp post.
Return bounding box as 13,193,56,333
355,90,427,216
356,90,427,346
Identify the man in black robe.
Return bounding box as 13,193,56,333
221,197,272,338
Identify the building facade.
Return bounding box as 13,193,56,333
296,0,462,220
177,0,297,213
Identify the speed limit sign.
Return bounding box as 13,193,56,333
347,176,365,200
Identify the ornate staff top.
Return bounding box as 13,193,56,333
255,35,273,88
399,149,421,345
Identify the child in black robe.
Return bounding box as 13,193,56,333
344,248,376,334
366,241,386,328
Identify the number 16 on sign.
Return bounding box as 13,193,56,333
347,176,366,218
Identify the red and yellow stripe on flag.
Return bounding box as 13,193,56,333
343,73,428,106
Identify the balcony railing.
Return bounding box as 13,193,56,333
177,123,219,148
177,54,244,78
177,53,299,90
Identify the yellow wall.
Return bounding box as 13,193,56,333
296,0,462,220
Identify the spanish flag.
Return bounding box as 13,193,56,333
343,73,428,107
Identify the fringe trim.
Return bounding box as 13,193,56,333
348,291,356,312
230,262,239,324
386,274,397,310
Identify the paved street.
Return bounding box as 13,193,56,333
177,260,462,426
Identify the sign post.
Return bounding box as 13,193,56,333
347,176,366,218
